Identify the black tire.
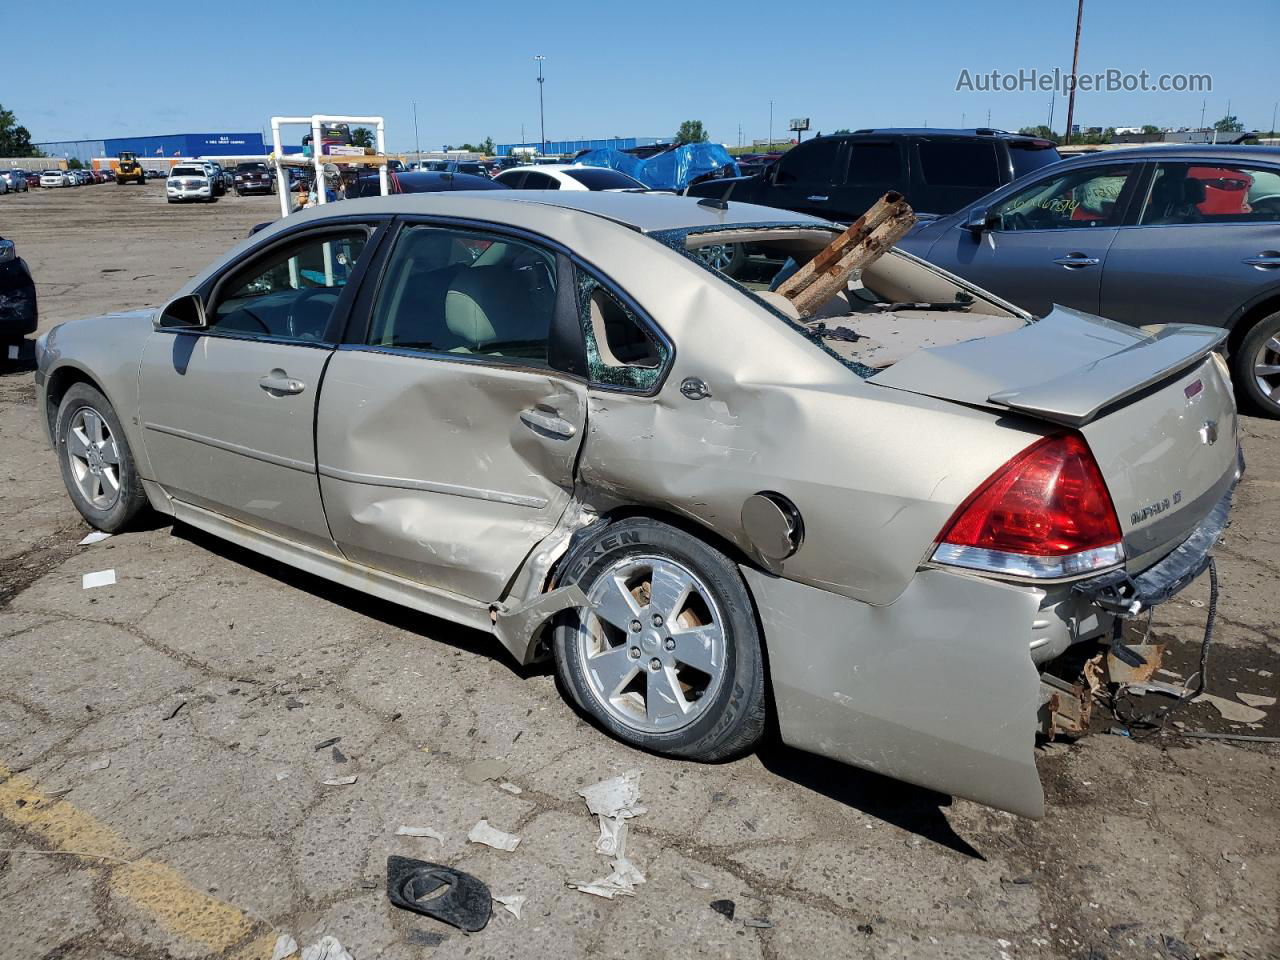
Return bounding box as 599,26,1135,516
1234,310,1280,418
54,383,148,532
552,517,767,761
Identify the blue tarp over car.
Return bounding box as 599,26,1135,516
572,143,740,191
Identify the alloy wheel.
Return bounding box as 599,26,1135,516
577,555,727,734
66,406,121,510
695,244,737,273
1254,334,1280,405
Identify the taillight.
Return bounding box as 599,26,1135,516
931,433,1124,578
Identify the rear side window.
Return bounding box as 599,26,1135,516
521,171,561,190
917,141,1000,188
774,139,841,186
1010,142,1062,178
843,142,902,185
1140,162,1280,225
366,225,558,368
576,271,668,390
562,168,644,190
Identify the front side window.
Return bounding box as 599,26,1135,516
774,138,841,186
210,231,368,341
1140,162,1280,225
988,164,1134,230
367,225,558,367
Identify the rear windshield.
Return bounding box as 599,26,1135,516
562,168,645,190
171,167,205,177
1009,142,1063,178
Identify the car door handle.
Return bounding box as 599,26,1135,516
1242,251,1280,269
519,408,577,439
1053,253,1101,268
258,371,306,395
806,195,829,202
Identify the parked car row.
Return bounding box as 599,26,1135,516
4,167,125,190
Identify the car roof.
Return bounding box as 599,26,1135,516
292,190,836,235
1049,144,1280,166
841,127,1049,142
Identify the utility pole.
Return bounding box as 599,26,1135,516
1200,99,1206,131
1271,101,1278,137
1048,88,1056,134
961,111,966,128
1063,0,1084,145
412,101,420,162
769,100,773,149
534,56,547,155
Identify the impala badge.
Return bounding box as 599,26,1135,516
1200,420,1219,445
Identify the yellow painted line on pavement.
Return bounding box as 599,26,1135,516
0,762,276,958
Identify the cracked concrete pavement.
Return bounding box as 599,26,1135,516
1,185,1277,959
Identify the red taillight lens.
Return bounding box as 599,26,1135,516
933,433,1124,578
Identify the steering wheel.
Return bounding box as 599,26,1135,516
1003,211,1033,231
287,288,339,340
1251,195,1280,218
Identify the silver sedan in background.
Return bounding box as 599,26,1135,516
34,192,1241,817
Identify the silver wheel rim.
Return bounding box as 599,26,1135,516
695,243,737,272
1254,334,1280,405
66,406,121,510
577,555,727,734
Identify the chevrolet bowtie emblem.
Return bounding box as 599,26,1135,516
1200,420,1219,445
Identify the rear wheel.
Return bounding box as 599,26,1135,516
553,517,767,761
1234,310,1280,418
55,383,148,532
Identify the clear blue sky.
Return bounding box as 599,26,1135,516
6,0,1278,149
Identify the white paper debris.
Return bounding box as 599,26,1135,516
82,569,116,590
87,757,110,772
275,772,290,782
271,934,299,960
1194,692,1268,724
569,856,646,899
6,345,17,360
468,819,520,852
396,825,445,843
300,936,353,960
578,769,646,819
1236,692,1277,708
494,894,527,919
498,782,524,795
596,815,628,856
78,531,113,546
322,776,358,786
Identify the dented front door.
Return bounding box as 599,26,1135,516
314,349,587,602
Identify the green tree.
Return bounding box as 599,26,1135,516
0,103,40,157
1141,124,1161,135
481,136,495,155
350,126,374,148
1213,114,1244,133
1018,125,1059,141
67,157,83,169
674,120,709,145
832,128,852,135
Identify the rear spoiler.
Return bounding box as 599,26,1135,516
987,325,1227,426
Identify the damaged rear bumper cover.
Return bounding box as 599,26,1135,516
742,462,1239,819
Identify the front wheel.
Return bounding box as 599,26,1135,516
553,517,767,761
55,383,148,532
1234,310,1280,418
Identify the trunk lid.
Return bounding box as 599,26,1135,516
871,306,1241,568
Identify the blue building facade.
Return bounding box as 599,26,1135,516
35,132,267,164
494,136,667,157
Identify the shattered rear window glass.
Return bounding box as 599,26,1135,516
575,270,669,391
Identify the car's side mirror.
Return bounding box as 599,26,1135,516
962,207,997,234
156,293,208,330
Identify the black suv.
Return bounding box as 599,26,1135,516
686,128,1061,220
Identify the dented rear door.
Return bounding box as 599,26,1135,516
314,222,587,603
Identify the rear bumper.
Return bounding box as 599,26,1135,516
742,462,1239,819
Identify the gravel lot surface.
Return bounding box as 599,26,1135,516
1,183,1277,959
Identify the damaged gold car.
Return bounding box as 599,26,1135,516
35,192,1242,817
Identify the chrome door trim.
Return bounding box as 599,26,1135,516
143,421,314,472
317,463,549,509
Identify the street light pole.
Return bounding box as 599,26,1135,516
1063,0,1084,145
768,100,773,149
412,101,420,164
534,55,547,156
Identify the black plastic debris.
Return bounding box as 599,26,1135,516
710,899,735,921
313,737,341,751
386,856,491,933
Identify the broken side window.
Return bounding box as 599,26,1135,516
574,270,669,391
